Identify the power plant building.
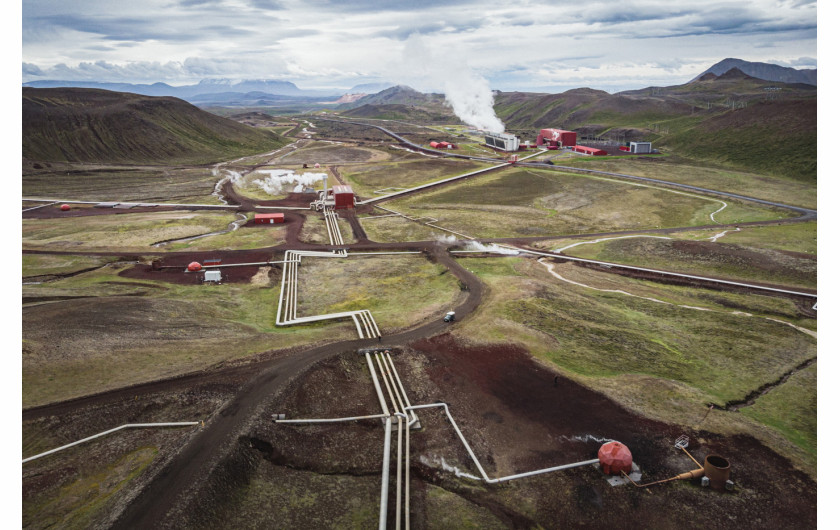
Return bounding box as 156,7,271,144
484,132,520,152
537,129,577,148
629,142,652,154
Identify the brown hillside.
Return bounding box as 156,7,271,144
23,87,281,165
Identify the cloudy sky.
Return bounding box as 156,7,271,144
21,0,817,93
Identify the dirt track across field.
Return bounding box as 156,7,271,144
108,247,483,528
22,136,818,528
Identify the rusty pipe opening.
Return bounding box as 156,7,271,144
704,455,731,491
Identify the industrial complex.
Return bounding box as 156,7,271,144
22,101,816,529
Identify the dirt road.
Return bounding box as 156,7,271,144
109,247,482,528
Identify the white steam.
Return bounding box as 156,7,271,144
395,35,505,133
465,242,520,255
253,169,328,194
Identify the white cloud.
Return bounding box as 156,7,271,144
21,0,817,92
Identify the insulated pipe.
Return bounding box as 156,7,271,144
404,411,410,529
385,353,417,424
365,352,391,417
360,312,374,339
366,310,382,338
276,251,290,324
350,314,365,339
404,403,602,484
274,413,389,424
379,353,406,415
395,415,403,530
378,418,392,530
22,422,200,464
375,354,400,414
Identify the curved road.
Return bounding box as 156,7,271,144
22,124,817,527
110,248,482,528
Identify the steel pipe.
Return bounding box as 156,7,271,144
405,403,605,484
22,422,200,464
378,418,392,530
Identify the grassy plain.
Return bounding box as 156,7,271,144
23,211,239,251
23,166,221,204
543,233,816,289
558,156,816,209
23,254,116,278
22,254,460,407
381,167,790,239
453,256,816,472
343,158,489,197
359,213,442,243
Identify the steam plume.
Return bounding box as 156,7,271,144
253,169,328,194
396,35,505,133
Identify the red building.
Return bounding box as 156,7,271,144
255,213,285,224
332,185,355,210
537,129,577,147
572,145,607,156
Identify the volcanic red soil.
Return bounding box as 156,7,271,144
164,334,815,529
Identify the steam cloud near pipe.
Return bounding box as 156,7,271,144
254,169,328,194
396,34,505,133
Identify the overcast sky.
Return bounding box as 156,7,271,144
21,0,817,93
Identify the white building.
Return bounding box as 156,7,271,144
484,132,520,152
629,142,652,154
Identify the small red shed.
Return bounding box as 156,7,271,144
430,141,440,148
255,213,285,225
332,185,355,210
60,204,71,211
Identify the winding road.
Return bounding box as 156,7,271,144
22,119,817,528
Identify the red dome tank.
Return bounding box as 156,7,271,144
187,261,202,272
598,441,632,475
60,204,71,211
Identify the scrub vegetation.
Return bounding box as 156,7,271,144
383,167,789,239
22,254,461,407
454,257,816,472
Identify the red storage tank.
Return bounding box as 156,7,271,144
333,185,355,210
187,262,202,272
255,213,285,224
60,204,71,211
598,442,633,475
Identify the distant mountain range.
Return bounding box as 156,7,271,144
692,58,816,86
21,78,399,105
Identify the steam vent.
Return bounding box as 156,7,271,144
598,441,633,475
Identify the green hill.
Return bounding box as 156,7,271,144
23,87,285,165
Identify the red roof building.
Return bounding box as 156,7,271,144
255,213,285,224
572,145,607,156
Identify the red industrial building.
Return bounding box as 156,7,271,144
255,213,285,224
537,129,577,148
430,141,454,149
331,185,355,210
572,145,607,156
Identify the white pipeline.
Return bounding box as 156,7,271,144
366,352,391,417
386,353,418,424
404,403,601,483
274,413,389,424
22,422,199,464
379,419,393,530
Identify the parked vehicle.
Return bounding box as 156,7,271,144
444,311,455,323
